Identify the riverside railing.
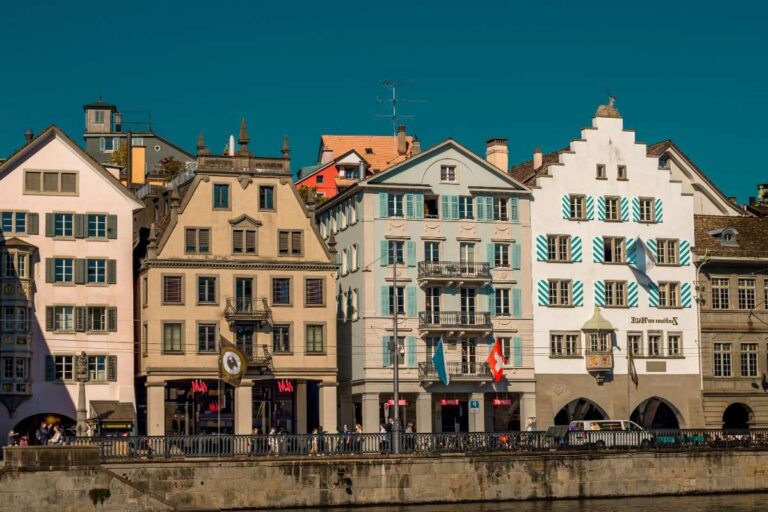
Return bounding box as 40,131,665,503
57,429,768,461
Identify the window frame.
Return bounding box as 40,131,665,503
494,243,511,268
271,277,293,307
603,236,626,264
86,213,108,239
162,321,185,354
711,277,730,310
738,278,756,310
440,165,457,182
23,170,79,196
656,239,679,265
458,196,474,220
667,332,683,357
196,275,218,305
638,197,655,223
604,196,620,221
259,185,275,211
596,164,606,179
162,274,185,305
387,193,404,218
212,183,231,210
305,323,326,354
550,331,581,357
740,342,759,377
278,230,303,257
658,281,680,308
548,279,572,307
605,280,627,308
713,342,732,377
547,235,571,262
495,288,511,316
569,195,585,220
197,322,218,353
272,323,292,354
185,227,211,255
493,197,508,221
304,277,325,307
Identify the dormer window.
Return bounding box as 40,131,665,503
709,227,739,247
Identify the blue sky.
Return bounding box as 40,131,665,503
1,1,765,201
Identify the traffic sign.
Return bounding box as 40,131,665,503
469,399,480,413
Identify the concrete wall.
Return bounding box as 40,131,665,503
4,448,768,511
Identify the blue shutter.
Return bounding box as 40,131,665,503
451,196,459,220
379,193,388,217
594,280,606,307
513,336,523,367
655,198,664,223
414,193,424,219
536,235,548,262
570,236,582,262
648,282,659,308
681,282,692,308
509,197,519,223
562,195,571,219
485,196,494,220
537,280,549,306
586,196,595,220
380,286,390,315
628,282,638,308
407,286,417,317
511,243,521,269
593,236,604,263
679,240,691,265
406,241,416,267
383,337,392,366
626,238,636,267
632,197,640,222
441,195,449,220
488,286,496,317
646,239,658,263
487,243,495,268
621,197,629,222
597,196,606,221
380,240,389,266
573,280,584,307
405,193,415,219
406,336,417,367
512,288,522,318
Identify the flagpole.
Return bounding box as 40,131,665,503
218,350,222,456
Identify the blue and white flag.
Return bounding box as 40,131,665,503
432,338,450,385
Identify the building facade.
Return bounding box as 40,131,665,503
514,102,704,428
695,215,768,428
137,128,338,436
0,126,143,442
316,139,533,433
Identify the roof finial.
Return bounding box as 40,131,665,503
196,131,210,156
595,92,621,119
282,135,290,158
238,117,250,156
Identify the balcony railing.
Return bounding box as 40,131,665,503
418,361,491,380
418,261,491,281
224,297,271,322
240,344,273,367
419,311,492,330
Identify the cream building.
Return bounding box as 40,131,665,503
138,125,337,435
0,126,143,442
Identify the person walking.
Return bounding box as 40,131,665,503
35,422,50,446
268,427,278,456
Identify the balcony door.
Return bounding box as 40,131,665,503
236,325,254,359
235,277,253,312
459,243,475,274
460,288,476,325
461,338,477,374
426,287,441,324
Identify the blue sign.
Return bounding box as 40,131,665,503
469,399,480,412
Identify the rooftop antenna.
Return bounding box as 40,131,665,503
376,80,425,151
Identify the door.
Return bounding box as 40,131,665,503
426,287,441,324
461,338,477,374
460,288,476,325
235,278,253,312
236,325,254,358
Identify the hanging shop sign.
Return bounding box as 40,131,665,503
440,399,460,406
191,380,208,394
386,399,408,406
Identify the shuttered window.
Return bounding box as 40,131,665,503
272,278,291,305
272,324,291,353
163,276,183,304
305,278,324,306
185,228,210,254
278,230,303,256
232,228,258,254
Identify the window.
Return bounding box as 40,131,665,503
54,355,74,381
551,332,579,356
88,355,107,381
384,336,406,366
496,288,511,316
458,196,474,219
569,195,585,220
603,237,625,263
163,323,183,353
198,276,217,304
628,332,643,356
667,334,682,357
617,165,627,180
387,193,404,217
604,197,620,221
388,286,405,315
272,278,291,305
213,184,230,209
278,231,303,256
163,276,183,304
639,198,654,223
86,307,106,332
424,241,440,262
53,306,74,331
259,186,274,210
1,212,27,234
495,243,510,268
656,239,679,265
596,164,606,179
87,259,106,284
440,165,456,182
388,240,404,265
316,175,324,184
605,281,626,307
350,288,359,321
87,214,106,238
713,343,732,377
305,278,324,306
94,110,105,124
741,343,758,377
424,196,439,218
712,278,730,309
2,307,14,331
548,280,571,306
232,228,257,254
340,206,348,230
54,213,73,237
499,336,512,362
54,258,74,283
102,137,115,152
647,333,662,357
588,332,610,353
493,198,508,221
738,278,756,310
547,235,570,262
198,323,217,353
306,324,324,353
273,324,291,353
24,170,77,194
658,282,680,308
4,253,27,279
185,228,210,254
351,244,359,271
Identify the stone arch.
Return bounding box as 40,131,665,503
722,402,752,430
12,412,76,444
553,397,608,425
630,396,683,429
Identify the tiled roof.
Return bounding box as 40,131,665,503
297,164,320,180
319,134,413,173
508,147,569,184
694,215,768,259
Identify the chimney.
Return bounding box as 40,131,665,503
358,160,366,179
533,147,543,169
115,112,122,132
485,138,508,171
397,124,407,155
412,136,421,156
24,129,33,145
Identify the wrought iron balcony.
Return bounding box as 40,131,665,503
240,344,273,368
419,311,492,331
224,297,271,323
418,361,491,380
417,261,491,283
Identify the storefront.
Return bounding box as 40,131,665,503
88,400,136,436
488,394,520,432
379,394,417,430
252,379,297,433
164,379,234,435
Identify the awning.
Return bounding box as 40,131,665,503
88,400,135,426
581,306,615,332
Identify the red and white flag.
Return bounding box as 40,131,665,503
487,338,506,383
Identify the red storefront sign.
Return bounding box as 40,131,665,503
191,380,208,394
440,399,460,406
386,399,408,406
277,380,294,393
492,399,513,406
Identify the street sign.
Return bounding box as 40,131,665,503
469,399,480,413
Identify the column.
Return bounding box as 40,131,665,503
416,393,433,433
469,392,486,432
519,392,538,431
146,381,166,436
234,380,252,435
319,382,337,431
362,392,380,433
340,394,355,428
296,381,308,433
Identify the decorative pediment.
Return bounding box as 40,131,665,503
229,214,262,228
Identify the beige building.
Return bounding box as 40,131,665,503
138,124,338,435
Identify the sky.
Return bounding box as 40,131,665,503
0,1,766,202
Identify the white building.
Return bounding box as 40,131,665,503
511,101,705,428
0,126,143,442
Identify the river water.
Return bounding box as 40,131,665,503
274,493,768,512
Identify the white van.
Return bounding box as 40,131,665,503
566,420,654,448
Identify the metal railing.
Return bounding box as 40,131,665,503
224,297,271,321
418,361,491,379
241,344,272,366
418,261,491,280
419,311,492,329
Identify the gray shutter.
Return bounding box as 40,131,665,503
74,214,86,238
45,258,55,283
107,259,117,284
27,213,39,235
107,355,118,381
45,306,54,331
74,259,87,284
45,213,55,237
107,215,118,239
45,355,56,381
75,307,86,332
107,307,118,332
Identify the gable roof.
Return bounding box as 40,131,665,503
0,125,143,210
319,134,414,173
694,215,768,259
296,149,367,183
508,146,569,185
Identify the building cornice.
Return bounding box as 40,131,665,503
141,259,338,271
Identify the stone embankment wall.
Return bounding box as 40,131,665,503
2,447,768,511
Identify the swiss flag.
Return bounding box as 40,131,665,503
487,339,506,383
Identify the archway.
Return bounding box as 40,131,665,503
631,397,682,429
722,403,752,430
554,398,608,425
12,412,76,445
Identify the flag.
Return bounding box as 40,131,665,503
219,337,247,387
628,346,639,389
487,338,505,383
432,338,450,385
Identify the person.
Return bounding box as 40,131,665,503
7,429,18,446
35,422,50,446
379,423,389,453
404,422,414,451
48,425,63,445
341,424,352,453
268,427,278,456
526,417,537,432
250,427,262,456
309,428,319,456
354,424,363,452
19,435,29,447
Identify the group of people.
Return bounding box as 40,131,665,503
7,422,66,447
